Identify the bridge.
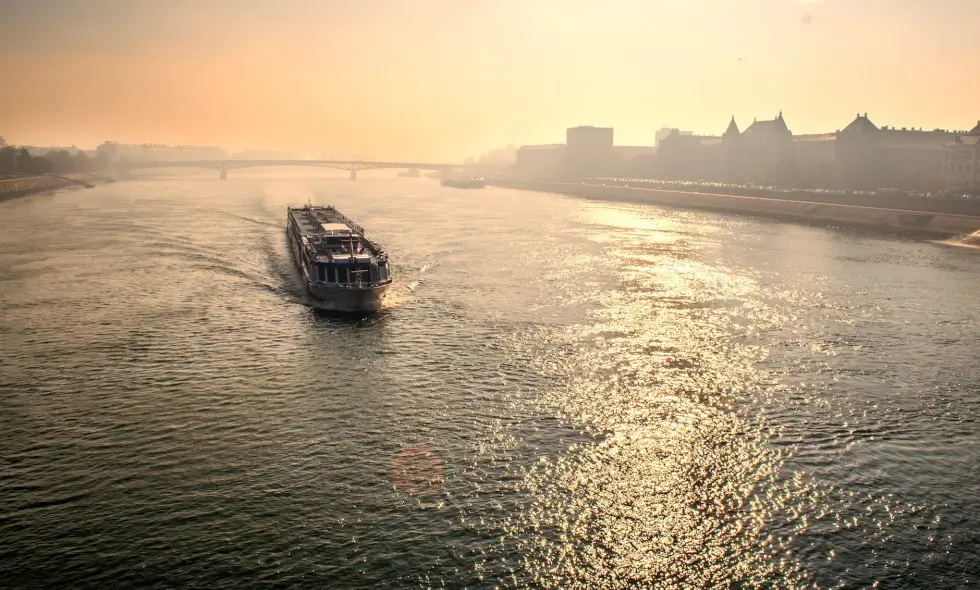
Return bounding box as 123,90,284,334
117,159,458,180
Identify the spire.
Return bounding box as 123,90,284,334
724,116,740,137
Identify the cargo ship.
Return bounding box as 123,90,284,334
441,177,485,189
286,204,392,312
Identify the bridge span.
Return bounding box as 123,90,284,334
118,159,458,180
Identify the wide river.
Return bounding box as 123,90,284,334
1,171,978,588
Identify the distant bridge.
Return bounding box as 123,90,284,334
118,159,458,180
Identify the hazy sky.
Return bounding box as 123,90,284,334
1,0,978,160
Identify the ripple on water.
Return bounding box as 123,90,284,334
1,179,979,588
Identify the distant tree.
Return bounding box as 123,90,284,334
46,150,73,174
0,145,16,174
30,157,54,175
92,150,110,172
72,151,90,172
15,148,33,174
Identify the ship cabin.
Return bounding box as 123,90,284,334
305,224,390,286
287,206,392,287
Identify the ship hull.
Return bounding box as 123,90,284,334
306,282,390,312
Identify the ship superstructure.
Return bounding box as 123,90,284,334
286,205,392,311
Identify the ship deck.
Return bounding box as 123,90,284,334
289,207,358,238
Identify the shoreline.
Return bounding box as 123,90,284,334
491,180,980,239
0,173,116,203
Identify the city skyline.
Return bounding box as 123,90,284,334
2,0,979,160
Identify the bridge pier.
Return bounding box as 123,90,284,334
350,169,357,180
219,167,228,180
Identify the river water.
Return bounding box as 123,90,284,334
1,171,979,588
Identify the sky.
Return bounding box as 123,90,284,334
1,0,978,161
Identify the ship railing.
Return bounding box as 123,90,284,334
323,206,365,235
292,204,366,237
313,278,392,288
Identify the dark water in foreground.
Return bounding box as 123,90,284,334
2,172,979,588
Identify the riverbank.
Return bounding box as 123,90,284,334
0,173,116,203
492,180,980,238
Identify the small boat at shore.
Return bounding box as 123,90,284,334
441,177,485,189
286,204,392,312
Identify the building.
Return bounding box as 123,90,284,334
652,130,720,180
614,146,658,176
565,126,614,178
97,141,120,163
792,132,836,188
942,121,980,193
737,112,796,186
832,114,960,191
515,144,566,179
0,136,6,148
648,112,968,192
655,127,692,146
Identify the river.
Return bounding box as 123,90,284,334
2,171,978,588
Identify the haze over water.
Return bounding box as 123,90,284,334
1,173,979,588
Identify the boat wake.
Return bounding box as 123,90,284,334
937,229,980,249
381,263,435,309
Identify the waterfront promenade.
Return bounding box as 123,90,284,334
492,179,980,237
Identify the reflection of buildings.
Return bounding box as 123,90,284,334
97,142,228,163
942,121,980,192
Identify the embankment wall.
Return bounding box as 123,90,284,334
493,180,980,237
0,173,111,203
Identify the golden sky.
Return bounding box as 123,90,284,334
1,0,978,161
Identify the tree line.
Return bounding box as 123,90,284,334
0,146,111,176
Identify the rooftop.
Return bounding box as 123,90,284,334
723,116,740,137
743,112,791,137
841,113,878,134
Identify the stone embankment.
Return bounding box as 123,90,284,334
492,180,980,238
0,173,115,203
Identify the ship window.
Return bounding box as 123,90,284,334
316,265,326,282
379,262,388,281
336,267,348,283
327,265,336,282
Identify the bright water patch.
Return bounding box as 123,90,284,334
1,176,979,588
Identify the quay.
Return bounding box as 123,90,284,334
491,179,980,238
0,173,115,203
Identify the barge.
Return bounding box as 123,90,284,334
441,177,485,189
286,204,392,311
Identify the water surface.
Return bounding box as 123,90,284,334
2,172,978,588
